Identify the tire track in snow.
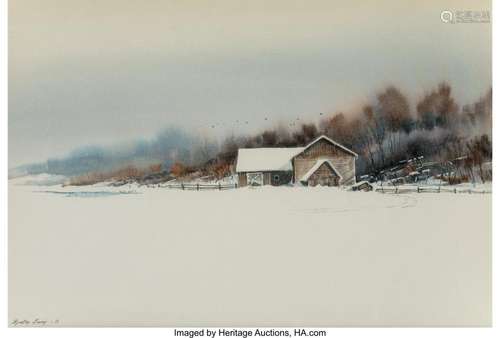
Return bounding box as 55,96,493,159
290,192,418,215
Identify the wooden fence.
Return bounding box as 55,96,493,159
375,186,491,194
162,182,490,194
165,182,238,191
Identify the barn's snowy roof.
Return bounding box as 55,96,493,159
300,159,342,182
303,135,358,157
236,147,304,172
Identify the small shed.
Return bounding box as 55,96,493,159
351,181,373,192
235,147,303,187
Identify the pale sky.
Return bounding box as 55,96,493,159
9,0,491,167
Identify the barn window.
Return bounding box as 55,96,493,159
273,174,280,183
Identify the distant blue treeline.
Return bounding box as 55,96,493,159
16,127,195,177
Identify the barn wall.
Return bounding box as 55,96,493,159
237,171,292,187
293,138,356,185
238,173,247,187
272,171,293,186
263,172,271,185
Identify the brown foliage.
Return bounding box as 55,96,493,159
292,123,318,145
417,82,458,129
446,175,469,185
320,113,349,143
261,130,278,146
210,162,232,179
149,163,162,173
69,165,148,186
377,86,411,132
170,162,188,177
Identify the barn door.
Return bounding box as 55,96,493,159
247,172,264,186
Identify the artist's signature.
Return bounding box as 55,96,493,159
10,318,60,327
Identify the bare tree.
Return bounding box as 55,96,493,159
377,86,412,157
417,82,458,130
363,105,387,168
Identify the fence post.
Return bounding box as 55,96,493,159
417,186,420,193
218,183,221,190
235,183,238,189
181,183,184,190
197,183,199,191
395,187,398,194
454,188,456,194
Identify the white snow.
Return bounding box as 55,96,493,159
10,173,68,186
8,178,491,326
236,147,304,172
352,180,372,188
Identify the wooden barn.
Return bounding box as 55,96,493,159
236,135,358,187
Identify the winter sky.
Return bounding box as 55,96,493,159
9,0,491,167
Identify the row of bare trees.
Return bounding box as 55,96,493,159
193,82,491,179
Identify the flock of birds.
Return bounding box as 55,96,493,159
207,112,325,130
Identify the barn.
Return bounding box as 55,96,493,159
236,135,358,187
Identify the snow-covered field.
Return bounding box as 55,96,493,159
9,176,491,326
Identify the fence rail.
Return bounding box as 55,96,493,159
375,186,491,194
165,182,238,191
162,182,490,194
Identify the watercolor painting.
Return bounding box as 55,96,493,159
8,0,491,327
